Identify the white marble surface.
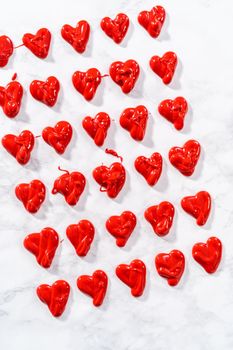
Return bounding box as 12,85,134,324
1,0,233,349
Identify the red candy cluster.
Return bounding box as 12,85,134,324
1,5,223,318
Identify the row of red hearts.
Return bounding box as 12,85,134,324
35,235,222,317
0,6,166,67
0,51,177,119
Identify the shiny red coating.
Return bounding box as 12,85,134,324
138,5,166,38
150,51,177,84
2,130,34,165
192,237,222,274
144,201,175,236
120,105,148,141
134,152,163,186
72,68,102,101
82,112,110,146
101,13,129,44
66,219,95,257
30,76,60,107
0,35,13,67
22,28,51,58
106,211,137,247
158,97,188,130
109,59,140,93
181,191,211,226
42,121,73,154
0,80,23,118
15,179,46,213
155,250,185,286
61,20,90,53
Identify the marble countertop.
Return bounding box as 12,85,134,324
1,0,233,349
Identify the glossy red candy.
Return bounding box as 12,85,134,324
82,112,110,146
181,191,211,226
22,28,51,59
42,121,72,154
169,140,201,176
192,237,222,274
0,35,13,67
158,97,188,130
52,167,86,206
109,59,140,93
138,5,165,38
116,259,146,297
72,68,102,101
24,227,59,268
101,13,129,44
0,81,23,118
77,270,108,307
2,130,34,165
15,180,46,213
135,152,163,186
93,162,126,198
120,105,148,141
150,52,177,85
30,76,60,107
144,201,175,236
106,211,137,247
61,20,90,53
155,250,185,286
37,280,70,317
66,220,95,257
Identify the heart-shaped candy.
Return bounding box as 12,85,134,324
61,20,90,53
22,28,51,58
82,112,110,146
192,237,222,274
0,81,23,118
37,280,70,317
15,179,46,213
30,76,60,107
66,220,95,257
77,270,108,306
2,130,34,165
0,35,13,67
116,259,146,297
101,13,129,44
93,162,126,198
42,121,73,154
134,152,163,186
120,105,148,141
169,139,201,176
138,5,166,38
144,201,175,236
181,191,211,226
52,167,86,206
155,250,185,286
158,97,188,130
24,227,59,268
72,68,102,101
106,211,137,247
109,59,140,93
150,51,177,84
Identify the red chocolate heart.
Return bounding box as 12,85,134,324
15,180,46,213
116,259,146,297
93,162,126,198
158,97,188,130
72,68,102,101
42,121,73,154
61,20,90,53
0,35,13,67
169,139,201,176
66,220,95,257
24,227,59,268
138,5,166,38
144,201,175,236
82,112,110,146
0,81,23,118
155,250,185,286
2,130,34,165
101,13,129,44
134,152,163,186
150,51,177,84
120,105,148,141
52,167,86,206
22,28,51,59
106,211,137,247
37,280,70,317
77,270,108,306
109,59,140,93
181,191,211,226
30,76,60,107
192,237,222,274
